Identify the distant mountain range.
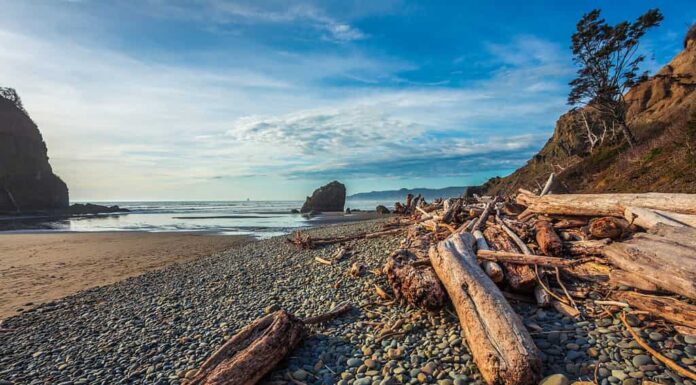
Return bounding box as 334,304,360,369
348,187,469,201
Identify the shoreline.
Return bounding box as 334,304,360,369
3,218,686,385
0,231,251,319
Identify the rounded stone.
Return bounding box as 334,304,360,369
539,374,570,385
632,355,651,367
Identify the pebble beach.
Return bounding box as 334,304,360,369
1,219,694,385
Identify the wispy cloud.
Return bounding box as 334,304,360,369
0,2,576,200
149,0,367,42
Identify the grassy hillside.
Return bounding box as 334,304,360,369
481,28,696,196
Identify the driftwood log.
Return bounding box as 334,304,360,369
473,230,505,283
588,217,629,240
483,226,535,291
187,304,351,385
534,220,562,256
476,250,587,268
603,232,696,299
648,223,696,248
288,228,403,249
609,270,660,292
625,207,696,229
613,291,696,329
429,232,541,385
563,239,610,256
383,250,445,310
517,191,696,217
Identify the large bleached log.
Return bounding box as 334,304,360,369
625,207,696,229
603,233,696,299
483,226,535,291
534,220,562,255
429,232,541,385
383,250,446,310
517,191,696,217
614,292,696,329
648,223,696,249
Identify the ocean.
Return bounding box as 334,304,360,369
1,200,392,238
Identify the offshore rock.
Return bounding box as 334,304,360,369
300,181,346,213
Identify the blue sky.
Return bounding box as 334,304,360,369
0,1,693,200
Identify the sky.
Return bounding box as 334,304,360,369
0,1,693,201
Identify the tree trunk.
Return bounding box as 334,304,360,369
383,250,446,310
613,291,696,329
534,220,563,256
603,233,696,299
618,122,636,148
517,192,696,217
429,232,542,385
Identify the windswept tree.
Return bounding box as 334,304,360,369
568,9,663,147
0,87,28,115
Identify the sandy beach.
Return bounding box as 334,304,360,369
0,232,250,319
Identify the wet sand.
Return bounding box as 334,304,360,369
0,232,250,319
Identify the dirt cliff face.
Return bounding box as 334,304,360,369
0,95,69,213
482,29,696,196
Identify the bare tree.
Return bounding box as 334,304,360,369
568,9,663,148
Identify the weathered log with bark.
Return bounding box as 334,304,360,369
483,226,535,291
429,232,541,385
383,250,446,310
534,220,562,256
517,191,696,217
613,291,696,329
589,217,629,240
186,310,304,385
187,304,352,385
603,232,696,299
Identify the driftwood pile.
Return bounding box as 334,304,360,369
192,181,696,385
378,186,696,385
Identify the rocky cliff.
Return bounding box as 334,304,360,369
0,90,69,213
482,27,696,196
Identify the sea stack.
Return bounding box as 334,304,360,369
0,88,69,213
300,181,346,213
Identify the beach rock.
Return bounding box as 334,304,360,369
540,374,570,385
66,203,129,215
376,205,390,214
300,181,346,213
0,90,68,214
